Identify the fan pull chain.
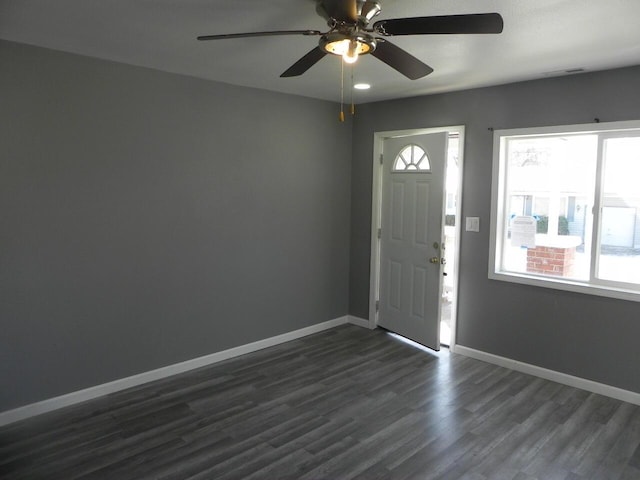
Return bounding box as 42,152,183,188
339,60,345,122
350,65,355,116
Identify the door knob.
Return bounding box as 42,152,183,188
429,257,440,264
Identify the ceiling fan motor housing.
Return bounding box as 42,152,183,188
315,0,381,26
357,0,382,26
316,1,381,58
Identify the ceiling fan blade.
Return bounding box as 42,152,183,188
373,13,504,36
370,40,433,80
280,47,327,77
197,30,321,41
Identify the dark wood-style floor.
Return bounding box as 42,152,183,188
1,325,639,480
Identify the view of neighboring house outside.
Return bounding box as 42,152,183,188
496,129,640,287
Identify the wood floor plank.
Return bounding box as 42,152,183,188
1,324,639,479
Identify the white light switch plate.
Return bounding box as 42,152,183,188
466,217,480,232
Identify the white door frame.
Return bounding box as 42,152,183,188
369,125,465,350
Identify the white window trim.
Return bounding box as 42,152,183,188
489,119,640,303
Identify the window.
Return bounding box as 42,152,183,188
393,144,431,171
489,120,640,301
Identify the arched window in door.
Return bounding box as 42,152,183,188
393,144,431,172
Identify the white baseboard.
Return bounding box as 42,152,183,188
0,316,350,427
452,344,640,406
347,315,374,329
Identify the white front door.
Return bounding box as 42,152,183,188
378,132,448,350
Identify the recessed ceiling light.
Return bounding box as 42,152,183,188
354,83,371,90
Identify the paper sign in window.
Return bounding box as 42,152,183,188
510,216,537,248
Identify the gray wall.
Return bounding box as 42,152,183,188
350,66,640,394
0,40,352,412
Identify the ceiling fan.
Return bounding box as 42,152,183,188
197,0,504,80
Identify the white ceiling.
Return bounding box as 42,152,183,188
2,0,640,103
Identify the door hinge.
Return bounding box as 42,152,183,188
377,228,382,239
375,300,380,311
379,154,384,165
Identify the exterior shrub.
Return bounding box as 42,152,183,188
535,215,570,235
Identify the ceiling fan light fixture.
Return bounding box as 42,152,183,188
320,32,376,64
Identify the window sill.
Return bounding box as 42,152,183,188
488,270,640,303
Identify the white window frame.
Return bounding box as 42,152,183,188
489,119,640,302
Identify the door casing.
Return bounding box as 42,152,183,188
368,126,465,350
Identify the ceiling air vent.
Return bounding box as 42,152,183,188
542,68,586,77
